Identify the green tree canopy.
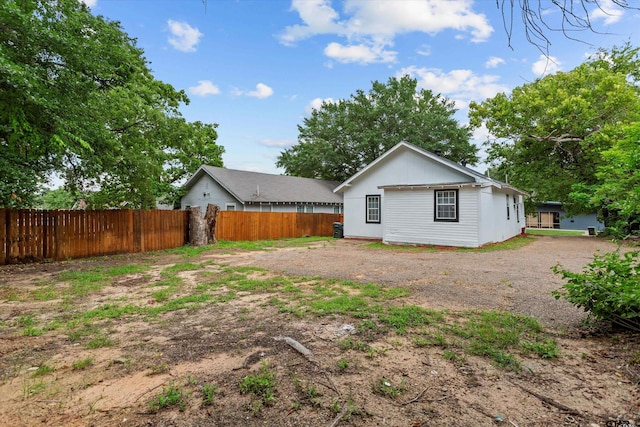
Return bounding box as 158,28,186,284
469,44,640,214
0,0,223,208
277,75,477,182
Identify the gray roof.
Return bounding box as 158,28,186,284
185,166,343,205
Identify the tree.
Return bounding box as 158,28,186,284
0,0,224,209
571,121,640,236
498,1,639,55
41,187,76,210
277,76,476,182
468,44,640,214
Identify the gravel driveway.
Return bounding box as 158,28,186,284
229,235,620,329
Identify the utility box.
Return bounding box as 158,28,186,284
333,222,344,238
587,226,596,236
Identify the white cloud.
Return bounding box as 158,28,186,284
280,0,493,65
81,0,97,7
188,80,220,96
324,42,396,64
247,83,274,99
397,66,509,108
259,139,296,148
531,55,561,76
416,44,431,56
485,56,505,68
167,20,203,52
591,0,624,25
305,97,335,114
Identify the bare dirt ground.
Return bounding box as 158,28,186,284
0,235,638,427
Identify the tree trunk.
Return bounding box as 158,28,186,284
205,203,220,244
189,206,207,246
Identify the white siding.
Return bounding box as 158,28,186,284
383,188,480,247
343,148,471,239
478,188,525,246
181,175,243,213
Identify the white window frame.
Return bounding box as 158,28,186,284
366,195,381,223
434,190,458,222
225,203,236,211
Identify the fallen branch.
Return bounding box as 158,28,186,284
516,384,581,416
327,403,349,427
133,382,166,402
273,336,316,363
400,386,429,405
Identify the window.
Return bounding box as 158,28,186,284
514,196,519,223
296,205,314,213
305,205,314,213
434,190,458,222
225,203,236,211
366,195,381,223
506,194,510,220
296,205,304,213
334,205,343,214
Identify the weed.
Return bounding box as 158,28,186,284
239,362,277,407
32,364,54,377
22,378,46,399
23,326,44,337
148,382,188,412
148,363,169,375
72,357,94,370
520,339,560,359
336,358,349,370
442,349,457,361
202,383,219,406
106,264,149,276
85,334,115,349
379,305,445,335
338,337,370,352
163,262,206,273
373,377,405,398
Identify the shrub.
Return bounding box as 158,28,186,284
552,250,640,331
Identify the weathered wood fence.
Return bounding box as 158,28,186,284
0,209,343,264
215,211,343,241
0,209,189,265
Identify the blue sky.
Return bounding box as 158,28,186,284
84,0,639,175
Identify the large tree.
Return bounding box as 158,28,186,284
277,75,476,182
469,44,640,214
0,0,223,208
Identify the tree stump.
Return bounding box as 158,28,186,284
189,206,207,246
205,204,220,244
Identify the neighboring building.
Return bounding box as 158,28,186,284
334,142,527,248
180,166,343,214
526,202,604,231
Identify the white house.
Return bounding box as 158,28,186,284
181,166,343,214
334,142,527,248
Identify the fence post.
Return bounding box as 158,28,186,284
2,209,8,265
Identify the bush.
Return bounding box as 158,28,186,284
552,250,640,331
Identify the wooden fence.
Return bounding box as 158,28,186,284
215,211,343,241
0,209,189,265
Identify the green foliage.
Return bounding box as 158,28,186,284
373,377,406,398
0,0,223,208
469,44,640,214
148,382,188,412
40,187,76,210
71,357,94,371
552,250,640,331
277,75,477,182
32,364,54,377
201,383,219,406
571,121,640,237
239,362,277,407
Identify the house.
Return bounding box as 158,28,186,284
526,202,604,231
333,142,527,248
180,166,343,214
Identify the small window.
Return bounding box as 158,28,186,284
506,194,510,220
226,203,236,211
366,195,381,223
334,205,343,214
434,190,458,222
296,205,304,213
305,205,314,213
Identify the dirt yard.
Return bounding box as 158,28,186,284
0,235,638,427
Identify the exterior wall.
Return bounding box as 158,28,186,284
382,187,480,247
181,175,243,213
181,176,343,215
244,204,340,213
342,149,470,239
534,204,604,230
478,188,525,246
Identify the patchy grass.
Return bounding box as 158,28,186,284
148,382,188,412
526,229,586,236
366,235,534,253
239,362,278,408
